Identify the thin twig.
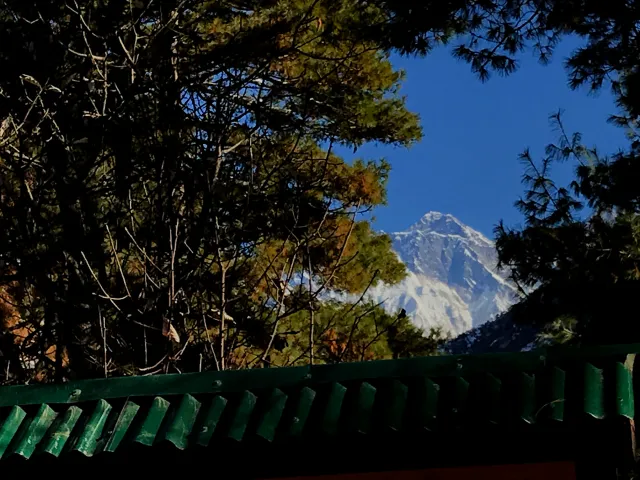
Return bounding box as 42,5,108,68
311,199,361,299
99,305,108,378
260,253,297,363
307,250,314,366
124,227,163,272
106,225,131,297
81,251,122,312
138,354,168,372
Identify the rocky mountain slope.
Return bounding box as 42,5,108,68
368,212,519,336
444,311,539,354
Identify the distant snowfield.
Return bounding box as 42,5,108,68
367,212,519,336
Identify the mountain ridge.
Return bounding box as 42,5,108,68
369,211,518,336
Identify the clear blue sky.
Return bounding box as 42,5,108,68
339,37,628,239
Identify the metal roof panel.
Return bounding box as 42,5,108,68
0,344,636,462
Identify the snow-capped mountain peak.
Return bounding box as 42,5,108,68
402,212,493,251
409,211,471,233
368,212,518,336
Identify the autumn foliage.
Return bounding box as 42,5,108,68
0,0,439,382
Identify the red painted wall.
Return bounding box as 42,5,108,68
272,462,576,480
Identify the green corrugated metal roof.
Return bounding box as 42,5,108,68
0,343,637,461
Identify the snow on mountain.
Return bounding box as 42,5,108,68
369,212,519,336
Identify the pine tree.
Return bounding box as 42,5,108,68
366,0,640,346
495,109,640,346
246,302,446,368
0,0,441,382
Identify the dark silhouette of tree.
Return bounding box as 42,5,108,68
472,0,640,345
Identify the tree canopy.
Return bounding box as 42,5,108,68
370,0,640,345
0,0,453,383
3,0,639,382
467,1,640,345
